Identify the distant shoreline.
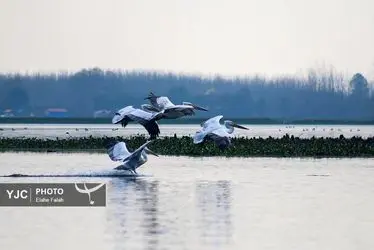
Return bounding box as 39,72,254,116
1,117,374,125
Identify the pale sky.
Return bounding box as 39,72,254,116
1,0,374,79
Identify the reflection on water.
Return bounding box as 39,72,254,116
106,178,161,250
0,153,374,250
196,180,232,247
106,178,234,250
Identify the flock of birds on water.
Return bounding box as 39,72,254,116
106,92,249,175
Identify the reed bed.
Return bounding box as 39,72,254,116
0,134,373,157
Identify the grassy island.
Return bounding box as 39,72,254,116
0,134,373,158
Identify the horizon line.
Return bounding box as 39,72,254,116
0,66,370,81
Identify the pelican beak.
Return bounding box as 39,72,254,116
233,123,249,130
145,147,159,157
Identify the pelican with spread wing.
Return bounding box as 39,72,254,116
142,92,208,119
112,106,165,139
106,140,159,175
193,115,249,150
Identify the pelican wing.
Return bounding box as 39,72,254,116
200,115,223,129
127,108,162,122
155,96,175,110
194,116,223,144
112,106,136,124
112,106,163,138
193,130,206,144
127,109,162,138
207,132,231,149
122,140,153,162
146,92,175,110
141,104,161,113
193,122,229,144
163,104,194,114
107,142,131,161
210,127,231,138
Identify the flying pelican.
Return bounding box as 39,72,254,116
112,106,165,139
193,115,249,150
106,140,159,175
142,92,208,119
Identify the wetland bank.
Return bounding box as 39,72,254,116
0,134,373,158
1,123,374,157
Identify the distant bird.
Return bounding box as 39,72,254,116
112,105,165,139
142,92,208,119
106,140,159,175
193,115,248,150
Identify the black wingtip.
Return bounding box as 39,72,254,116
145,92,156,100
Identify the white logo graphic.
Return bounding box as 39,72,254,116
74,183,105,205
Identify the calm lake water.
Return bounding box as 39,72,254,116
0,152,373,250
0,123,373,139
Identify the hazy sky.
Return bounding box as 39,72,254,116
1,0,374,79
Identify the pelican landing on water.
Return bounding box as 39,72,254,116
193,115,249,150
112,105,166,139
106,140,159,175
141,92,208,119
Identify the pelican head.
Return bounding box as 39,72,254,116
224,120,248,133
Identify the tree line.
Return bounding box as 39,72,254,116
0,67,373,120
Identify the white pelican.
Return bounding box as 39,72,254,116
142,92,208,119
112,106,165,139
193,115,248,150
106,140,159,175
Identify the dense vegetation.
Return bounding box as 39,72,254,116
0,67,373,120
1,135,373,157
1,117,374,125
